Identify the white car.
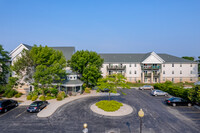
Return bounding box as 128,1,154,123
139,85,154,90
151,90,168,96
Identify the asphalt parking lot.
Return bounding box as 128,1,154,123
0,89,200,133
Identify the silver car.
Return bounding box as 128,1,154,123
151,90,168,96
139,85,154,90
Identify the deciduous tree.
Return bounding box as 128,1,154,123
67,50,104,87
0,44,10,85
97,74,130,100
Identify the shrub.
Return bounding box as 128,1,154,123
96,100,123,112
31,95,38,101
15,93,23,98
56,91,66,101
46,96,56,100
57,95,63,101
50,88,58,96
84,88,91,93
39,95,46,101
5,89,18,98
46,93,51,97
27,95,32,100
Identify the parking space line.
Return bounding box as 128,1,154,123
15,110,26,118
180,112,200,114
0,107,19,118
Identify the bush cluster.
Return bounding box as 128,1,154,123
14,93,23,98
154,81,200,104
84,88,91,93
96,100,123,112
57,91,66,101
31,95,38,101
3,89,18,98
39,95,46,101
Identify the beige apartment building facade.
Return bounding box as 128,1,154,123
100,52,198,83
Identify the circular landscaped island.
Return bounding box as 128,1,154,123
90,100,134,116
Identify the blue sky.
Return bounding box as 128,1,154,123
0,0,200,58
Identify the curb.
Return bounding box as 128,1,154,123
37,92,120,118
194,105,200,110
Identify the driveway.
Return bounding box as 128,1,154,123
0,89,200,133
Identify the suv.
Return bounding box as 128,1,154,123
0,99,18,113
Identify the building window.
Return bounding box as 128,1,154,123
135,71,137,74
172,63,174,67
190,71,192,74
163,78,165,81
180,71,182,74
172,71,174,74
190,78,193,81
180,64,182,67
144,78,147,82
172,78,174,82
135,77,137,82
129,71,131,74
135,64,137,67
180,78,182,82
70,76,72,79
129,64,131,67
163,71,165,74
163,64,165,67
190,64,192,67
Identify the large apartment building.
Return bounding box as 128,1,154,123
10,44,198,86
100,52,198,83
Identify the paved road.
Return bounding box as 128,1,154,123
0,89,200,133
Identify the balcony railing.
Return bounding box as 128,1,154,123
143,73,160,77
107,65,126,70
141,65,161,70
153,73,160,76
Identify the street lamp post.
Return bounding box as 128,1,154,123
82,123,88,133
138,109,144,133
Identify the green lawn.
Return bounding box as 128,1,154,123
96,100,123,112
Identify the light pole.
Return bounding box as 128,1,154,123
82,123,88,133
138,109,144,133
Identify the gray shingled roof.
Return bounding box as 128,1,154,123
62,79,83,85
158,54,196,63
22,44,75,61
51,47,75,61
100,53,196,63
23,44,32,50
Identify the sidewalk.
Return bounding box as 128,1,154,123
37,91,120,118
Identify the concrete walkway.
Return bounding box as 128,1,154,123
37,91,120,117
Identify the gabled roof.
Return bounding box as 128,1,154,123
23,44,32,50
158,54,196,63
51,47,75,61
10,44,75,61
100,52,197,63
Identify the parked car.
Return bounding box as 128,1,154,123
0,99,18,113
165,97,192,107
100,88,110,92
139,85,154,90
27,101,48,113
151,90,168,96
194,81,200,85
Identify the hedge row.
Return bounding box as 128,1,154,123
153,81,200,104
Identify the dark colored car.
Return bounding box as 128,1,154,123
165,97,192,107
100,88,110,92
0,99,18,113
27,101,48,113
